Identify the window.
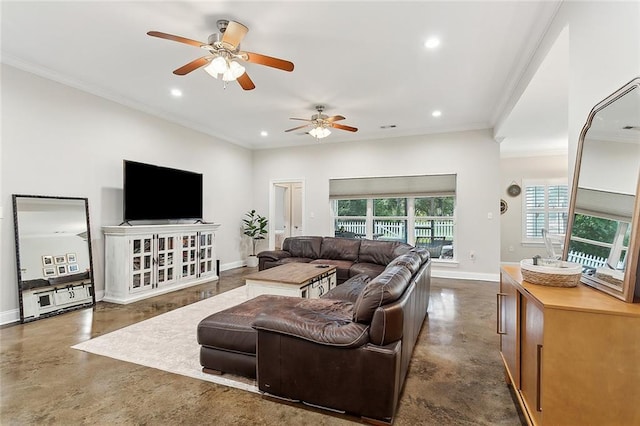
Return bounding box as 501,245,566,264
332,195,456,259
568,214,630,269
414,196,455,258
330,174,457,259
335,199,367,238
373,198,407,242
522,180,568,241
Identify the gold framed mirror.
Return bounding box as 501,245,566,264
564,77,640,302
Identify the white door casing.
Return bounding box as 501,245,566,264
269,180,304,249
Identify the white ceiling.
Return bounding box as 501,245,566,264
1,1,563,151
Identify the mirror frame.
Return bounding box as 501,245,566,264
564,77,640,302
12,194,96,322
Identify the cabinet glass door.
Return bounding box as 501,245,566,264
130,237,153,293
156,235,177,287
198,231,216,277
181,233,198,279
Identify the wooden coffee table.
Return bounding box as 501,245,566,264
244,263,337,299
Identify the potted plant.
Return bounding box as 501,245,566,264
243,209,268,267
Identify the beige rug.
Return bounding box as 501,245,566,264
71,286,258,393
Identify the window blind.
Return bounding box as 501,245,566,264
329,174,456,199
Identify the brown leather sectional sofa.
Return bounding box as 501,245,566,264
198,237,431,423
257,236,415,283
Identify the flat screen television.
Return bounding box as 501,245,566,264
123,160,203,222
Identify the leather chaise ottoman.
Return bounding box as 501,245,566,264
197,294,298,379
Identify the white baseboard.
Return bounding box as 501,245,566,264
432,269,499,282
221,260,247,271
1,308,20,326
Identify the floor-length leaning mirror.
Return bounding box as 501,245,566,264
12,195,96,322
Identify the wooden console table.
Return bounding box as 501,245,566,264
499,265,640,425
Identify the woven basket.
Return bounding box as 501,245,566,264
520,259,582,288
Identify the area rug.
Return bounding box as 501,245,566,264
71,286,258,393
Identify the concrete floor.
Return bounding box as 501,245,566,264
0,267,524,425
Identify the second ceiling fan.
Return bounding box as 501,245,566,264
286,105,358,139
147,19,294,90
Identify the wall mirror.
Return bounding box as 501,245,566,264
564,77,640,302
13,195,95,322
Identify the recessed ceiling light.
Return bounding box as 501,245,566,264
170,88,182,97
260,131,268,137
424,37,441,49
432,110,442,117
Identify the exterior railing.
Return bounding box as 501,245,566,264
335,219,454,241
567,250,625,269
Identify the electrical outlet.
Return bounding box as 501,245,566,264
469,250,476,260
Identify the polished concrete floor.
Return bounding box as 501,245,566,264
1,267,524,425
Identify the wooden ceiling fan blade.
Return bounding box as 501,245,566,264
285,124,311,132
173,56,211,75
242,52,294,72
331,123,358,132
221,21,248,49
147,31,204,48
236,72,256,91
326,115,346,122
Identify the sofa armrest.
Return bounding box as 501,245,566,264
257,250,292,261
252,299,369,348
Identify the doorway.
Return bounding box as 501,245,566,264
270,180,304,249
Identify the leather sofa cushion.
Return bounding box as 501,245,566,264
349,263,386,280
410,247,431,263
358,240,412,266
283,236,323,259
257,250,291,261
253,298,369,348
310,259,353,282
277,257,315,265
197,295,269,354
352,265,413,324
386,251,424,275
322,273,371,303
319,237,361,261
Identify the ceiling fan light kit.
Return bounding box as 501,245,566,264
204,57,246,82
285,105,358,140
147,19,294,90
308,127,331,139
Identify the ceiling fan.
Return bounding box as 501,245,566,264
147,19,294,90
285,105,358,139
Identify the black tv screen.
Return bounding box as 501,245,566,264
123,160,203,221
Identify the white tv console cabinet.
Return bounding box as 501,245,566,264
103,223,220,304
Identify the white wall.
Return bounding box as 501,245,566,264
561,1,640,179
1,64,254,321
252,129,502,281
500,154,568,263
506,1,640,180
